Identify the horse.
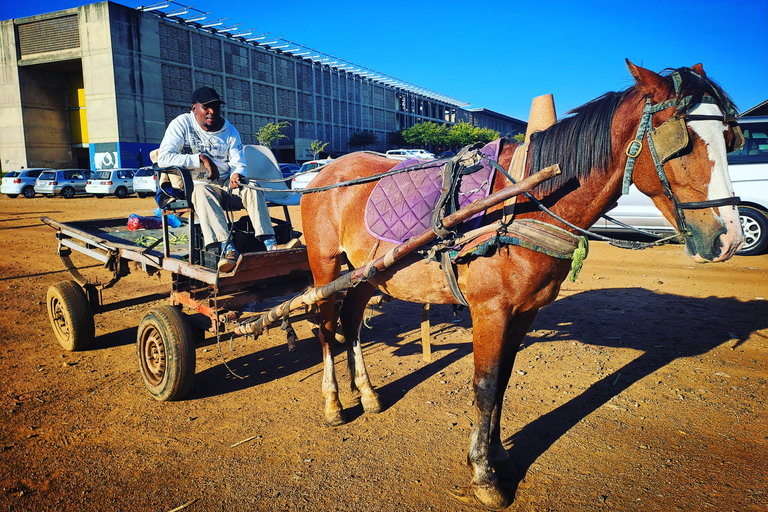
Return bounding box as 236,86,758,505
299,60,744,509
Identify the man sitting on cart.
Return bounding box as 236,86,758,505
157,86,276,273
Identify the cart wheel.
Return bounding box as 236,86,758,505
46,281,95,351
136,305,196,401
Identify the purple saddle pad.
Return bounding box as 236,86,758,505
365,140,500,244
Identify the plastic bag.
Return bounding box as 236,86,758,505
127,214,163,231
153,207,182,228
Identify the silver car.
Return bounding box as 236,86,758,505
132,167,157,198
1,168,49,198
591,116,768,256
86,168,136,198
35,169,92,199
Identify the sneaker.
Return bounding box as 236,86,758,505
262,237,277,252
218,241,239,273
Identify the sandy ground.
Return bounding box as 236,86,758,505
0,193,766,512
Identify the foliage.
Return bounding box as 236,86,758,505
255,121,291,147
513,133,526,143
400,121,500,148
310,139,329,159
348,131,377,149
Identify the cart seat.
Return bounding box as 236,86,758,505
244,145,301,207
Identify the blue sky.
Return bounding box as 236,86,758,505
5,0,767,121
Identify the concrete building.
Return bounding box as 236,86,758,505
0,1,526,171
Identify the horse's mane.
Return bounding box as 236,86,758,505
526,66,737,196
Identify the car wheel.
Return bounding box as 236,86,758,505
115,187,128,199
6,194,18,199
22,186,35,198
737,205,768,256
61,187,75,199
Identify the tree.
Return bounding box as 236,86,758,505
513,133,526,143
401,122,448,147
348,131,377,150
310,140,329,159
255,121,290,147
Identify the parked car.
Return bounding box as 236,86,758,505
591,116,768,256
279,163,301,188
1,168,49,198
35,169,92,198
385,149,436,160
291,159,333,190
132,167,157,197
86,168,137,198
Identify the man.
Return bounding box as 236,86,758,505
158,86,276,273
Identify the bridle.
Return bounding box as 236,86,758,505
621,71,744,237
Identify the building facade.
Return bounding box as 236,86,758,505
0,1,526,171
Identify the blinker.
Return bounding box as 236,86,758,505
729,124,745,153
649,117,689,163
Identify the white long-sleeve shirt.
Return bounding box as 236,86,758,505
157,112,247,183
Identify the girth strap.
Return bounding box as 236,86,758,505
440,251,469,307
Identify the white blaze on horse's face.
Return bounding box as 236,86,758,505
686,103,744,261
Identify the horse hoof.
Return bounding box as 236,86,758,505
361,393,382,414
471,483,511,510
325,409,346,427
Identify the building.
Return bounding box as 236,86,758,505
0,1,526,171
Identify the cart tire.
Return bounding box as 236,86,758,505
61,187,75,199
46,281,95,351
137,305,196,401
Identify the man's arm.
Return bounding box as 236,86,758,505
227,128,248,188
157,115,201,169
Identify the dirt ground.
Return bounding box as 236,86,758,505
1,193,766,512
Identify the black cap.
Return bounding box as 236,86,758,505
191,87,225,105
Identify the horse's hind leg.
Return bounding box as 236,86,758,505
308,247,346,426
340,282,382,414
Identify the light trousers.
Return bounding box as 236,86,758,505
191,180,274,247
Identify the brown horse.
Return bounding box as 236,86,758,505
300,60,744,509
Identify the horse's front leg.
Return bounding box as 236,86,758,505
488,308,539,480
318,297,345,426
466,306,536,510
340,282,382,414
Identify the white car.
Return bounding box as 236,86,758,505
291,159,333,190
2,168,49,198
385,149,435,160
591,116,768,256
86,168,137,198
132,167,157,197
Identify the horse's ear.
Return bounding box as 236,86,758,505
691,63,707,77
625,59,669,102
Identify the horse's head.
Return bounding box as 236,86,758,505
624,60,744,262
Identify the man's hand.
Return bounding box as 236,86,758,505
199,154,220,182
229,172,243,189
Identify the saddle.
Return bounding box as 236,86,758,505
364,140,501,244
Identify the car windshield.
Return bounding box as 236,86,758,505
39,172,55,180
5,171,20,178
93,171,111,179
135,168,154,177
300,162,325,172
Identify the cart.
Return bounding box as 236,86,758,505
42,166,314,402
